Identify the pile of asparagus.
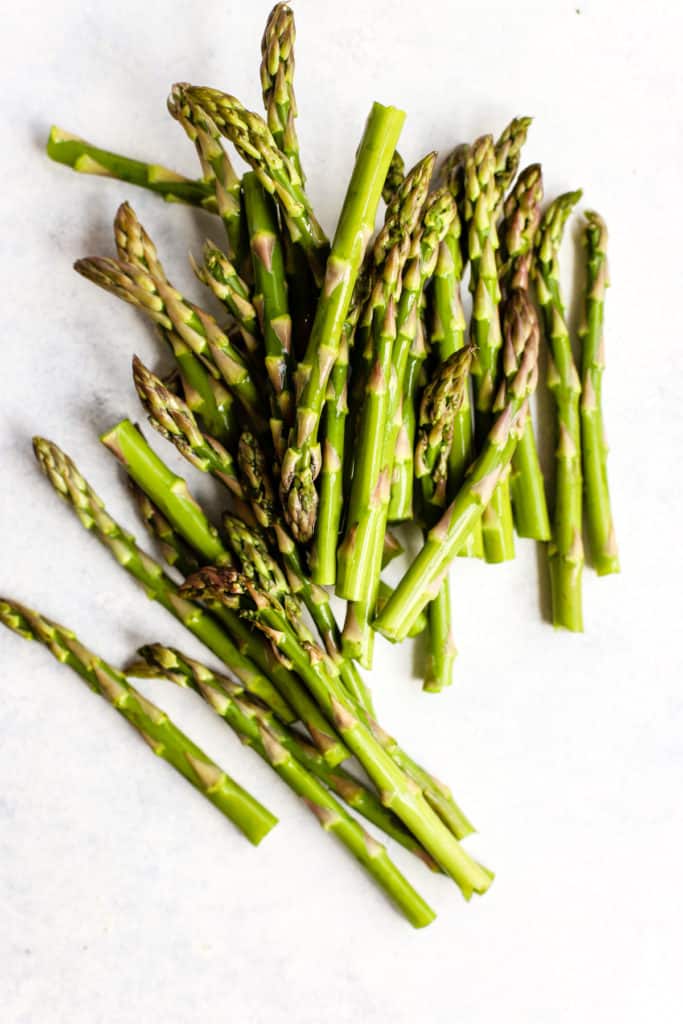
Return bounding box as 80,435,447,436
2,4,618,927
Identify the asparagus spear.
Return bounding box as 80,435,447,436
167,95,247,270
464,135,515,563
131,644,435,926
75,205,266,435
260,2,304,183
170,84,328,283
337,154,435,604
180,567,493,900
0,599,277,845
279,101,406,541
499,165,551,541
534,191,585,630
374,288,540,641
241,171,294,459
580,211,619,575
132,356,246,500
387,316,428,520
382,150,405,205
235,433,376,716
493,116,533,209
46,126,215,209
193,242,261,355
33,436,301,724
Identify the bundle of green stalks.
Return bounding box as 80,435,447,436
3,3,619,928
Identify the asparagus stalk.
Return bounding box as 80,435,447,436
180,568,493,900
132,356,246,501
170,84,328,283
167,96,247,269
374,291,540,641
580,211,619,575
46,126,215,209
241,171,294,459
279,101,406,541
75,205,267,436
499,165,551,541
131,643,432,925
260,3,304,183
33,436,301,723
0,599,276,845
193,242,261,355
387,316,428,520
534,192,585,630
464,135,515,563
493,116,533,209
337,154,435,604
382,150,405,205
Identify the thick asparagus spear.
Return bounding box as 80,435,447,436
0,599,276,845
499,165,551,541
374,289,540,641
580,211,619,575
279,101,406,541
534,191,585,631
387,316,428,520
46,126,215,209
180,568,493,900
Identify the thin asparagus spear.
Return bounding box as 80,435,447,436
493,116,533,209
415,349,473,691
382,150,405,205
180,568,493,900
374,290,540,641
278,101,406,541
75,204,267,436
534,191,585,630
499,165,551,541
130,644,435,927
260,2,304,183
193,242,261,355
132,356,246,501
134,643,441,874
309,325,350,584
170,84,328,283
388,316,427,520
167,97,247,270
46,126,215,209
0,599,276,845
242,171,294,459
580,211,619,575
34,436,299,723
464,135,515,563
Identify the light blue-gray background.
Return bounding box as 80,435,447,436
1,1,680,1021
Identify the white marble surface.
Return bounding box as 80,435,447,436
2,1,681,1021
